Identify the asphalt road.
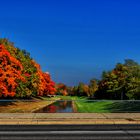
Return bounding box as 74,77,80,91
0,124,140,140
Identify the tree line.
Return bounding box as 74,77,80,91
1,38,140,100
56,59,140,100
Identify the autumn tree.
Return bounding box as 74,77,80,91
96,59,140,100
0,44,25,97
89,79,98,98
55,83,68,96
0,38,56,98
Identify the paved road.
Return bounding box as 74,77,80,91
0,124,140,140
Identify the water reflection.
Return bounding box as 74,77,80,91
36,100,74,113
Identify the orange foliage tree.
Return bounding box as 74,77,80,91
0,44,25,97
31,60,56,96
0,38,56,98
55,83,68,96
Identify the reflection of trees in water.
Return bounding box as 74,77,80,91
59,101,67,109
36,101,73,113
47,105,57,113
58,101,72,110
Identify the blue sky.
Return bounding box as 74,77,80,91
0,0,140,86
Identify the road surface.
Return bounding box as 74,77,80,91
0,124,140,140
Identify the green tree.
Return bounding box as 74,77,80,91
97,59,140,100
89,79,98,97
76,82,89,96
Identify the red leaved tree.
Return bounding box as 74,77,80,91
0,44,25,97
31,60,56,96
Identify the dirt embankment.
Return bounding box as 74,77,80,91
72,101,77,113
0,97,60,113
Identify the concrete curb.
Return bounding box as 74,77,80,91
0,113,140,124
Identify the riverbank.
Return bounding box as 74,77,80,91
1,95,140,113
0,97,60,113
59,96,140,113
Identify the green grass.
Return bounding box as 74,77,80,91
76,100,140,113
58,95,87,100
41,96,60,101
75,101,114,113
58,96,140,113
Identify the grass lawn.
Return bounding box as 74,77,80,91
58,95,87,100
1,95,140,113
59,96,140,113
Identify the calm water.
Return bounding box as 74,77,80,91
35,100,74,113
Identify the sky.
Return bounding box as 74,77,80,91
0,0,140,86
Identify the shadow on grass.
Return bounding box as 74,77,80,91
103,101,140,113
83,100,140,112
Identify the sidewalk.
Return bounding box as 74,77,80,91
0,113,140,124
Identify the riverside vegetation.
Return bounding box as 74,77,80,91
1,38,140,100
57,59,140,100
1,38,140,113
